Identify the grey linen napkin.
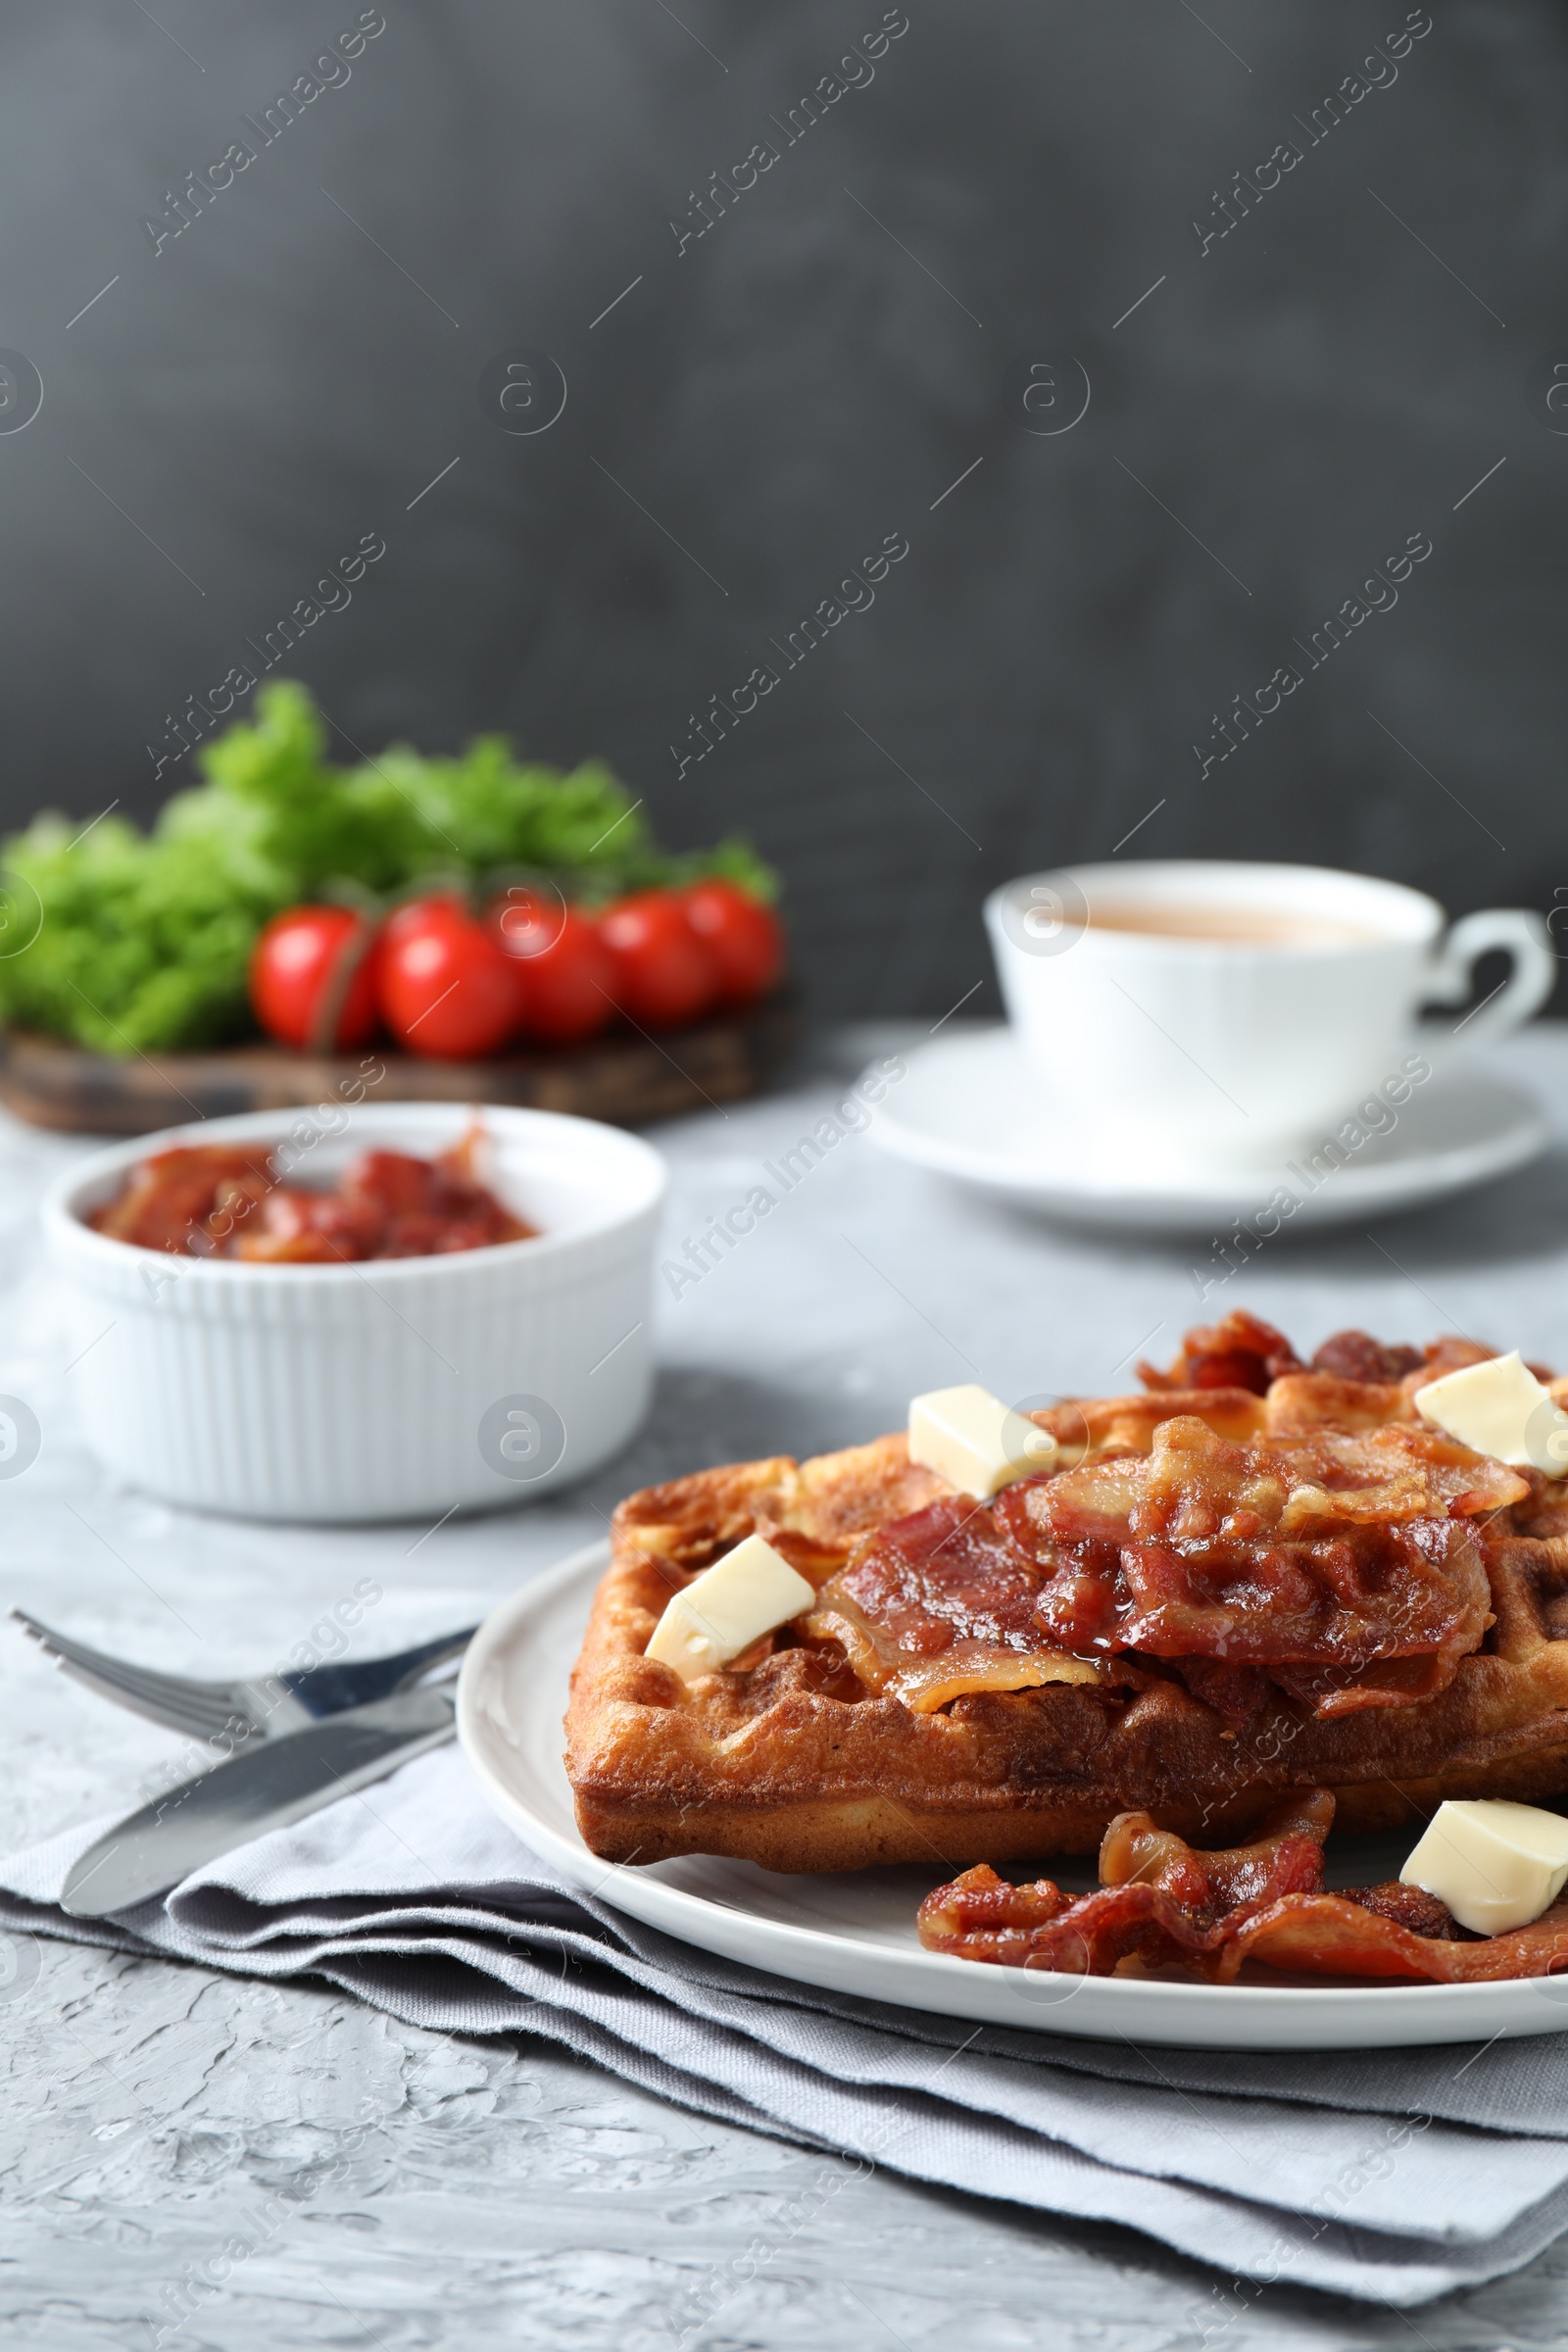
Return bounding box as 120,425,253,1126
5,1744,1568,2310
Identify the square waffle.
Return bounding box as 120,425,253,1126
564,1326,1568,1874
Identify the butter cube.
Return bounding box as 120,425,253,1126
1400,1799,1568,1935
908,1384,1057,1498
1413,1350,1568,1474
645,1533,815,1681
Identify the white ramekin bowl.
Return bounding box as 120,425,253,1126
43,1102,667,1523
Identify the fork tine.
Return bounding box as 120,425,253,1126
10,1607,477,1740
53,1655,250,1736
49,1659,245,1741
12,1612,259,1738
13,1610,247,1707
17,1608,193,1683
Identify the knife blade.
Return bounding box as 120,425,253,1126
61,1684,457,1918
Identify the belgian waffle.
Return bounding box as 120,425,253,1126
564,1338,1568,1874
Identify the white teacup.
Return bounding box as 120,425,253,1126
984,860,1553,1169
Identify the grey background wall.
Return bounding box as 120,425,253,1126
1,0,1564,1015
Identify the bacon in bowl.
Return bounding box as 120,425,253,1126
46,1102,665,1521
89,1127,533,1262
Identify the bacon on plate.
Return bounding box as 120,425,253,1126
808,1496,1099,1713
916,1789,1568,1984
996,1413,1517,1699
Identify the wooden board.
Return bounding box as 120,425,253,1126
0,993,798,1137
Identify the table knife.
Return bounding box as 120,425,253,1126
60,1684,457,1918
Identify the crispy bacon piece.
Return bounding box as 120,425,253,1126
810,1497,1098,1713
1345,1881,1462,1938
91,1145,276,1254
818,1326,1541,1722
1165,1657,1272,1727
1310,1330,1424,1384
1267,1652,1462,1719
236,1143,532,1261
1263,1372,1411,1437
826,1498,1039,1653
797,1323,1554,1726
997,1414,1512,1695
1139,1310,1304,1396
1216,1897,1568,1984
89,1132,533,1262
1099,1788,1335,1921
916,1791,1568,1984
1036,1389,1268,1458
915,1864,1074,1966
1140,1318,1528,1412
918,1790,1335,1973
1412,1336,1498,1382
918,1869,1220,1976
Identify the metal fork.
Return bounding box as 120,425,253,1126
11,1609,477,1743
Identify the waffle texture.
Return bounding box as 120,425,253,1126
564,1382,1568,1872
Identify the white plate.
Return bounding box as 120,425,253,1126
867,1028,1549,1232
457,1543,1568,2050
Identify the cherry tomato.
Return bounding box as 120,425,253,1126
600,890,719,1029
376,897,526,1059
491,892,617,1044
681,880,784,1004
380,891,466,947
250,906,379,1052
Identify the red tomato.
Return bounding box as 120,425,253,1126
250,906,379,1052
681,881,784,1004
376,899,525,1058
381,892,466,946
491,892,617,1044
600,891,719,1029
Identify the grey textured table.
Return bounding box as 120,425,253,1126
7,1022,1568,2350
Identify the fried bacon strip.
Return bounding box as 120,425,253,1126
810,1496,1099,1714
995,1413,1515,1693
1308,1330,1425,1385
814,1321,1543,1725
91,1145,277,1254
90,1132,532,1262
1137,1317,1493,1399
1099,1788,1336,1921
916,1790,1568,1984
1218,1896,1568,1984
1137,1310,1304,1396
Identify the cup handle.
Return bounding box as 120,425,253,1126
1416,907,1554,1071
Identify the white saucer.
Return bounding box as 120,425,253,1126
456,1543,1568,2051
866,1028,1550,1233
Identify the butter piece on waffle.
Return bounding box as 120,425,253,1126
645,1533,815,1680
908,1384,1057,1497
1414,1350,1568,1474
